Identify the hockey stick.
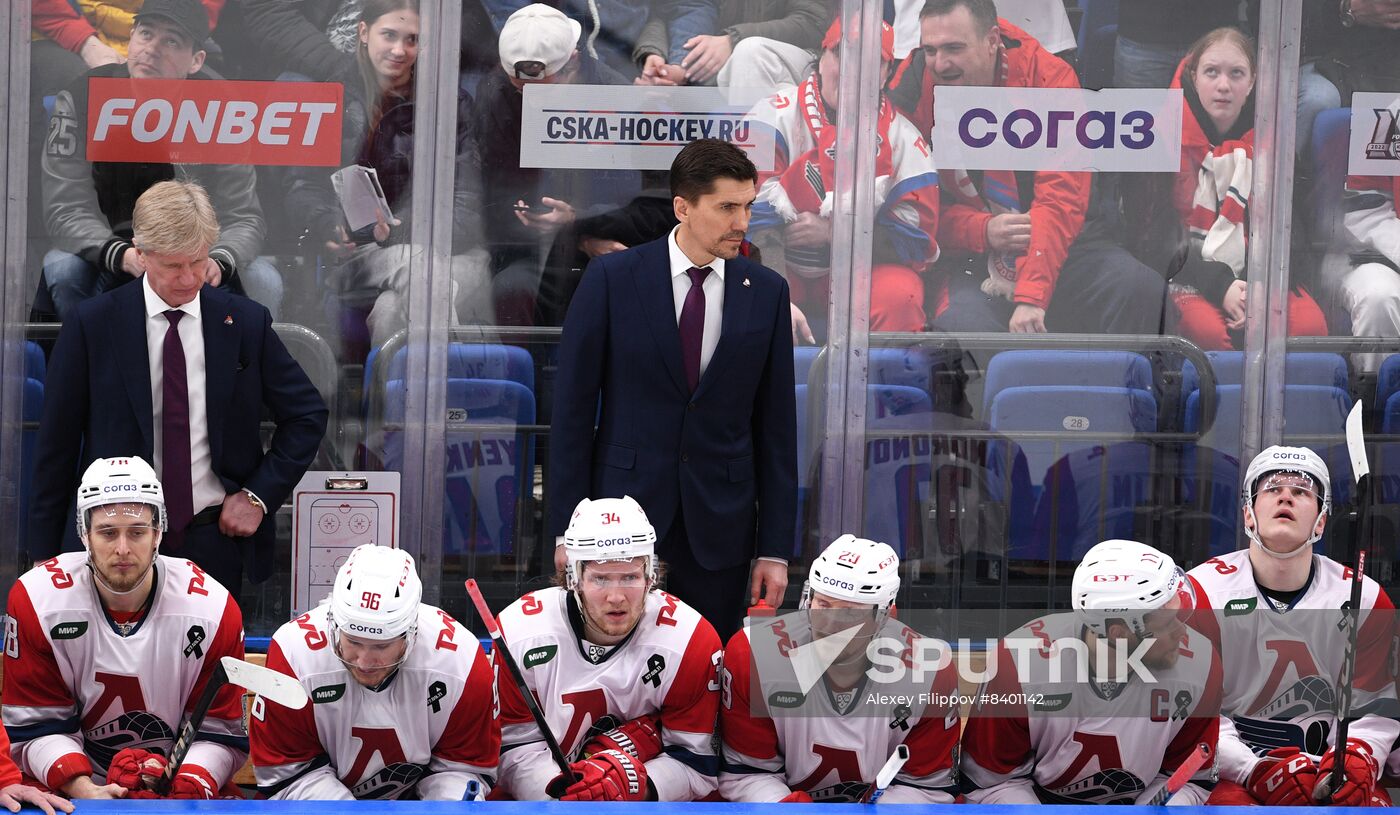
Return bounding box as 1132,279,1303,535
465,579,575,782
1145,742,1211,806
157,656,310,795
1315,402,1371,803
858,743,910,804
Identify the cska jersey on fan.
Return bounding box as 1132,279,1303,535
2,553,247,791
495,587,721,801
961,612,1222,805
1186,550,1399,785
719,614,961,803
249,604,499,800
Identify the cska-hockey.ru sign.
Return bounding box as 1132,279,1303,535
85,77,343,167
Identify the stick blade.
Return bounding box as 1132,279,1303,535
1347,401,1369,483
222,656,309,709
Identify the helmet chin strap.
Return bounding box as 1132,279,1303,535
1244,508,1317,559
86,558,156,597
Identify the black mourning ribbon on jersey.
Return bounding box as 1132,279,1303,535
890,704,911,731
427,680,447,713
183,625,206,658
642,654,666,687
1172,690,1192,720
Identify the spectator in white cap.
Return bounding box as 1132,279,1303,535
479,3,641,325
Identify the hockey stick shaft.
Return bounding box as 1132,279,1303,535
466,579,575,780
1317,402,1373,803
158,655,309,794
860,743,910,804
1147,742,1211,806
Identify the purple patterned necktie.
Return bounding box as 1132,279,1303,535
679,266,711,392
162,310,193,548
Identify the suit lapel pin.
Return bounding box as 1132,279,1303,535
742,278,751,287
224,315,233,325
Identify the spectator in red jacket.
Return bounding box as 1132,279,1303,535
905,0,1167,336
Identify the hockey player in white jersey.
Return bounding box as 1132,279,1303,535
961,539,1222,805
1186,446,1398,806
2,457,247,799
249,544,499,799
719,535,960,802
495,496,722,801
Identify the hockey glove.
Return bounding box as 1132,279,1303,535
1247,747,1318,807
1315,739,1379,807
107,748,166,791
167,766,220,800
547,749,648,801
581,715,663,762
779,790,813,802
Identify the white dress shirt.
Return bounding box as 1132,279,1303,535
143,277,226,514
668,226,725,382
665,229,786,567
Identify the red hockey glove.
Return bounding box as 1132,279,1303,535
1315,739,1379,806
779,790,813,802
581,715,663,762
546,749,648,801
168,766,220,800
107,748,167,791
1247,747,1318,806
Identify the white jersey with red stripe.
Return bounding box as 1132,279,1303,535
719,614,960,803
495,587,721,801
249,604,499,800
961,612,1222,805
2,553,247,791
1186,550,1400,785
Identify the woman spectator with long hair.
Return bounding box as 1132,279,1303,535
1130,27,1327,350
285,0,492,348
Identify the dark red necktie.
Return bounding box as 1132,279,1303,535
679,266,711,392
162,310,193,548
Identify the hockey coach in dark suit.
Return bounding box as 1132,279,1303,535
549,138,797,639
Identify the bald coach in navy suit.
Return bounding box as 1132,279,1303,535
548,139,797,639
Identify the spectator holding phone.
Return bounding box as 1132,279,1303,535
477,4,638,324
284,0,493,346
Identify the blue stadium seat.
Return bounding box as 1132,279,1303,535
1308,107,1352,243
1375,355,1400,414
989,385,1157,490
1030,441,1166,562
862,412,1033,561
1182,352,1347,398
1184,384,1352,455
794,347,819,386
367,343,535,406
383,377,535,555
983,350,1154,419
1181,352,1349,430
1075,0,1119,89
24,341,45,382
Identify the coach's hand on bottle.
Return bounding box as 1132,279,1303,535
750,559,788,608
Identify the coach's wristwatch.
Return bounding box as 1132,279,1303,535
1340,0,1357,27
242,489,268,514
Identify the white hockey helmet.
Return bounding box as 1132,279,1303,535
1242,445,1331,552
75,456,166,545
563,496,657,591
1072,539,1192,638
800,534,901,612
329,544,422,657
